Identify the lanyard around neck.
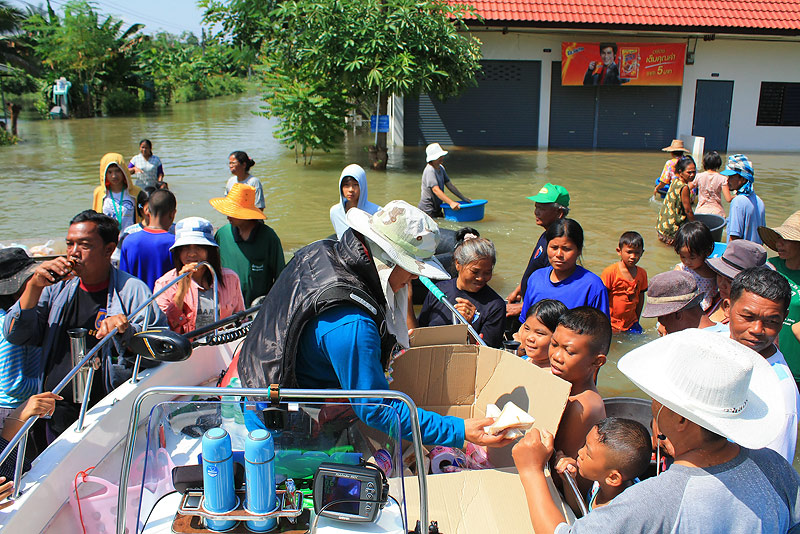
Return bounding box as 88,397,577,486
110,190,125,224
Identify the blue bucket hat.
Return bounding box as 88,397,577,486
720,154,754,183
170,217,218,251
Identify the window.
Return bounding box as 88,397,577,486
756,82,800,126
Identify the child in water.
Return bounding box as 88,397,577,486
672,221,718,312
515,299,568,368
92,152,142,234
549,306,610,493
554,417,652,511
601,231,648,333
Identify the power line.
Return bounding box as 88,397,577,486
93,0,200,35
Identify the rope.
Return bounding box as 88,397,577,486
73,465,96,534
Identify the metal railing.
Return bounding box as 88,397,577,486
116,387,429,534
0,261,219,499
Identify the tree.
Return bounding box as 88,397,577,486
206,0,483,166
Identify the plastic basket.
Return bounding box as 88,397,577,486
442,199,487,222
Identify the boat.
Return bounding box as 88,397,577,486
0,265,579,534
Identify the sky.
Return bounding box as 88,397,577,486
8,0,208,37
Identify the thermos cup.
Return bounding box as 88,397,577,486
244,428,278,531
202,427,237,531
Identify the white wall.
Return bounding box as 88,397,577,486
469,30,800,151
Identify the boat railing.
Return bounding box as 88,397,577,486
0,261,219,500
116,386,429,534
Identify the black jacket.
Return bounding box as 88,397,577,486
237,229,396,388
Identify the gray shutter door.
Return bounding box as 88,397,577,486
549,61,597,148
596,86,680,149
549,61,680,149
404,60,540,147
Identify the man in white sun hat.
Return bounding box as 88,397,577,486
512,328,800,533
418,143,471,218
235,200,510,450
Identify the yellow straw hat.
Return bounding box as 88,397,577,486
661,139,690,153
758,210,800,251
209,183,266,220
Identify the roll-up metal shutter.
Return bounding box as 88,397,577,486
596,86,680,150
549,61,597,148
404,60,540,147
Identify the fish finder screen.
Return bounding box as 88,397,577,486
322,475,361,515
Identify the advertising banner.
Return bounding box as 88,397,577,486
561,42,686,86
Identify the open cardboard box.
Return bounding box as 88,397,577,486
390,326,574,532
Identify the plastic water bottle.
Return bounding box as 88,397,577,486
244,428,278,532
202,427,237,531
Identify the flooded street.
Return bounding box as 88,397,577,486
3,92,800,462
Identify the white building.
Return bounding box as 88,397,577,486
392,0,800,152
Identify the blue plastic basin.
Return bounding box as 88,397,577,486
442,199,487,222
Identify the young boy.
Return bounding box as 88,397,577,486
555,417,651,511
601,231,648,333
119,189,177,290
549,306,610,492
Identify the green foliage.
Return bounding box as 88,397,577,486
210,0,483,162
173,75,246,103
101,87,139,115
0,127,18,145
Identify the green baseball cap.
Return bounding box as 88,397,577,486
527,183,570,207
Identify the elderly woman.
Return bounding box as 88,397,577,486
414,234,506,347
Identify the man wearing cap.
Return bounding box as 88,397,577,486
235,200,509,449
210,184,285,307
721,154,765,244
640,271,716,335
705,239,768,324
3,211,165,440
506,183,570,318
513,329,800,533
418,143,471,218
0,248,42,425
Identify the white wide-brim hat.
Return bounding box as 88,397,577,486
425,143,448,162
170,217,219,251
346,200,449,280
618,328,784,450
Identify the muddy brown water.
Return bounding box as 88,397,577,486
3,92,800,465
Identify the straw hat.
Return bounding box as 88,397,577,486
170,217,218,251
758,210,800,251
346,200,449,280
426,143,448,162
661,139,690,153
618,328,784,449
0,247,37,295
209,183,266,220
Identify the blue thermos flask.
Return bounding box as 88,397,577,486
244,428,278,531
202,427,237,531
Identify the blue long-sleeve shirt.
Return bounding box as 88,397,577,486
296,306,465,448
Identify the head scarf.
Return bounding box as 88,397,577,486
367,240,411,349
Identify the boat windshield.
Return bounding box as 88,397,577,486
128,398,407,533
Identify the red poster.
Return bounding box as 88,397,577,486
561,42,686,86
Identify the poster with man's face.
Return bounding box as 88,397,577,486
561,42,686,86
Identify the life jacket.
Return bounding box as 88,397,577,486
236,229,397,388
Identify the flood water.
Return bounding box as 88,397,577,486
3,92,800,462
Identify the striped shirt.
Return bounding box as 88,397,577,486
0,310,42,409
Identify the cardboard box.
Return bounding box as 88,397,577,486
389,333,575,533
409,324,469,348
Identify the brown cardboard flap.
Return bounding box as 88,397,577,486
392,345,479,409
409,324,469,347
398,467,575,534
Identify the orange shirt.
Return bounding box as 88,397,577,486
601,262,648,332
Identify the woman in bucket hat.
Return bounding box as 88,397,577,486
418,143,472,218
512,329,800,534
154,217,244,334
210,184,285,307
722,154,765,244
759,210,800,385
234,200,512,450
